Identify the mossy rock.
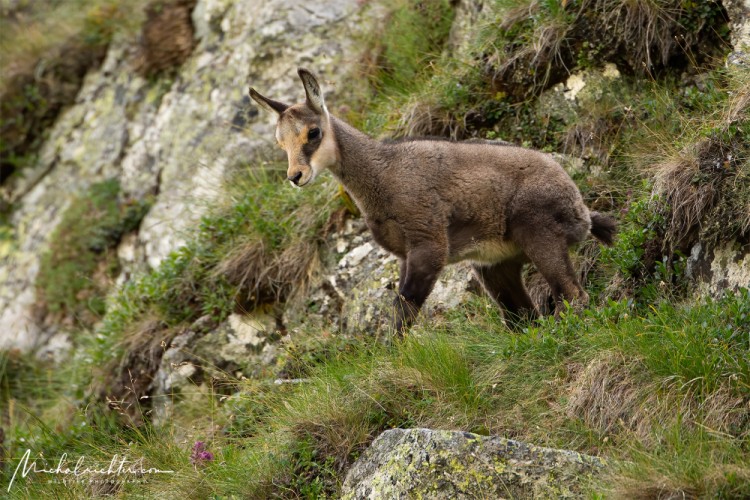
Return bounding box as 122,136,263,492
342,428,606,499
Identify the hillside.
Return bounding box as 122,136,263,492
1,0,749,497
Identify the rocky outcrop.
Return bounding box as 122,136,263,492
150,310,280,423
0,0,376,352
687,240,750,293
341,428,606,499
285,218,478,336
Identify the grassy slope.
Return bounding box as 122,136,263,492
2,0,750,498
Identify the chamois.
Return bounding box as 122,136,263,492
249,69,617,333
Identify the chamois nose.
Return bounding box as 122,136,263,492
288,171,303,185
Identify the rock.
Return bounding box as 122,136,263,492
341,428,605,499
448,0,492,55
339,244,478,335
686,240,750,294
150,311,281,423
285,216,479,336
339,246,400,334
0,0,381,352
724,0,750,54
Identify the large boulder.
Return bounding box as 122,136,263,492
342,428,606,499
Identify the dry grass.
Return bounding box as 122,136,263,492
133,0,197,77
215,234,322,313
393,97,466,139
648,66,750,249
487,2,572,99
566,352,748,443
595,0,683,71
566,353,659,439
614,462,750,499
98,316,176,425
651,141,722,250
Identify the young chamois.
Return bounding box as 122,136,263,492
249,69,617,333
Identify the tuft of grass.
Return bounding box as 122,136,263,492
351,0,456,136
648,66,750,249
35,179,150,328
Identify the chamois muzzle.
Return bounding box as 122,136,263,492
288,171,303,186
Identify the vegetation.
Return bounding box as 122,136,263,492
83,166,339,423
2,0,749,498
4,291,749,497
35,179,150,327
1,0,155,187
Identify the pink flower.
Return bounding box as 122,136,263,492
190,441,214,466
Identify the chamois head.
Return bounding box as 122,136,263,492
249,68,338,187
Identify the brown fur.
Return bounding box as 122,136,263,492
250,69,617,332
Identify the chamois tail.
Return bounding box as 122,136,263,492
590,211,617,246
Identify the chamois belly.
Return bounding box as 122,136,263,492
449,238,522,265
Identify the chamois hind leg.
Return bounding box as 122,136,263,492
472,259,538,327
516,235,588,316
393,244,446,334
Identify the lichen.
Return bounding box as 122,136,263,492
342,428,606,499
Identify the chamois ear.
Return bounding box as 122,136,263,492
297,68,327,116
249,87,289,115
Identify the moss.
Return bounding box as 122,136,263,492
35,179,150,327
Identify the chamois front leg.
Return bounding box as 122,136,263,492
393,244,446,334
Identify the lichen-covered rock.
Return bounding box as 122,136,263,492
341,428,606,499
284,217,478,336
448,0,492,55
151,311,281,423
282,214,479,337
686,240,750,294
0,0,378,352
724,0,750,54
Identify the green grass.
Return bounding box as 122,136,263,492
350,0,455,135
35,179,150,327
5,291,748,497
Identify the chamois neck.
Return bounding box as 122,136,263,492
328,116,387,202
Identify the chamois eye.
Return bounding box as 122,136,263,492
307,127,321,141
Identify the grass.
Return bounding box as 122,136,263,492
2,0,750,497
79,164,341,424
35,179,150,328
351,0,455,136
4,291,748,497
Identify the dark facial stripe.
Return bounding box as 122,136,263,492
302,136,321,163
